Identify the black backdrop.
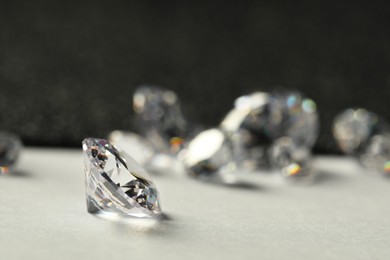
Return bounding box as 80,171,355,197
1,0,390,153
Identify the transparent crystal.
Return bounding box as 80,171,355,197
266,91,319,147
183,128,236,181
108,131,155,167
220,92,273,169
358,135,390,177
333,108,390,154
0,132,22,174
133,85,188,154
269,137,314,182
221,91,318,170
82,138,161,218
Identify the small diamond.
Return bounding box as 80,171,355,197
82,138,161,218
133,85,188,154
333,108,390,154
108,131,155,167
0,132,22,174
183,128,236,181
358,135,390,176
269,137,313,182
266,91,319,148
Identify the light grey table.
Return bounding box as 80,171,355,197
1,148,390,260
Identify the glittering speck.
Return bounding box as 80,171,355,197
283,163,302,177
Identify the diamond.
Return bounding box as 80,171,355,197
333,108,390,154
266,91,319,148
82,138,161,218
133,85,188,154
220,91,319,170
220,92,273,169
183,128,236,181
108,131,155,167
0,132,22,174
269,137,314,182
359,135,390,176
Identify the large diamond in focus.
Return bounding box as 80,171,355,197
0,132,22,174
82,138,161,218
183,128,236,181
133,85,188,154
266,91,319,148
333,108,390,154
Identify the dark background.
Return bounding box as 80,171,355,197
1,0,390,153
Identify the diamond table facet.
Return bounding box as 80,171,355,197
82,138,161,218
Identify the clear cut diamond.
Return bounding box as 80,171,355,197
333,108,390,154
269,137,314,182
82,138,161,218
0,132,22,174
133,85,188,154
183,128,236,181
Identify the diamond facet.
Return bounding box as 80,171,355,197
82,138,161,218
108,130,155,167
0,132,22,174
133,85,188,154
269,137,314,182
183,128,236,181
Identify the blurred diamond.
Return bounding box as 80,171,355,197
358,135,390,177
269,137,314,182
220,92,273,169
333,108,390,154
108,130,154,167
183,128,236,181
82,138,161,218
0,132,22,174
221,91,318,170
266,91,319,147
133,85,188,154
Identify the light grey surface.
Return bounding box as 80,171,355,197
1,148,390,260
